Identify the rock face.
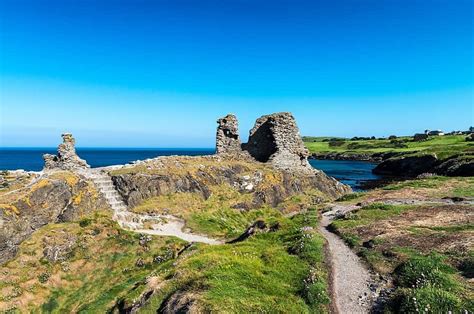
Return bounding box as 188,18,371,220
216,114,242,155
373,154,474,177
243,112,313,173
111,156,350,211
373,155,438,177
0,172,108,264
43,133,89,170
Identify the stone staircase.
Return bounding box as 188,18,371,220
84,169,150,230
80,168,222,244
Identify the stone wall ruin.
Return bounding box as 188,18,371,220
43,133,90,170
216,112,314,173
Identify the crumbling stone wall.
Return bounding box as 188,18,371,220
216,114,242,155
243,112,313,173
43,133,89,170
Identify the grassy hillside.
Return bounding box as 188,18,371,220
0,193,331,313
304,135,473,159
328,176,474,312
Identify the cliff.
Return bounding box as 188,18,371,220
0,170,108,264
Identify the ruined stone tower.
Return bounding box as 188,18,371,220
216,114,242,155
243,112,312,173
43,133,90,170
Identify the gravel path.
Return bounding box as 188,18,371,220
319,205,373,314
134,215,223,245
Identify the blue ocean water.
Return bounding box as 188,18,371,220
0,148,215,172
309,159,383,190
0,148,381,190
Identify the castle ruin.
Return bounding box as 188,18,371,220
43,133,89,170
217,112,314,173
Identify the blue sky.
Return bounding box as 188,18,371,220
0,0,472,147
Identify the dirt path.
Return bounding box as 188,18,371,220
319,205,374,314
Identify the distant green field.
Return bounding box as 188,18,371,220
303,135,474,159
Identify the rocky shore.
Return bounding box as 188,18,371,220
310,151,474,177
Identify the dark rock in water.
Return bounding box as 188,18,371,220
373,153,474,177
43,133,89,170
434,155,474,176
442,196,465,202
372,155,438,177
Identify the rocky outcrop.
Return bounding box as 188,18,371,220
43,133,89,170
111,156,350,211
434,155,474,176
372,155,438,177
216,114,242,155
310,151,403,163
372,154,474,177
0,171,108,264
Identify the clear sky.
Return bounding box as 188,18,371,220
0,0,472,147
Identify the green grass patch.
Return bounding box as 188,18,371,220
329,203,411,230
392,253,473,313
142,210,331,313
304,135,474,160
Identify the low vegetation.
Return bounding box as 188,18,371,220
138,209,330,313
328,176,474,312
304,135,474,159
1,193,332,313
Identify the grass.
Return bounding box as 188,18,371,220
381,176,474,198
131,180,327,239
1,199,333,313
139,209,331,313
0,211,186,312
328,188,474,313
304,135,474,160
329,203,411,230
392,253,472,313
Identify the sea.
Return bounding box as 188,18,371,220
0,148,382,190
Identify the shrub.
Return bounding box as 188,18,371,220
38,272,51,283
79,218,92,227
395,254,458,291
328,140,345,147
396,287,462,313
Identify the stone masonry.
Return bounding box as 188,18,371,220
217,112,314,173
43,133,90,170
243,112,313,173
216,114,243,155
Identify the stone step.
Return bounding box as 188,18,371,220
96,180,113,185
95,180,112,185
110,200,125,206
